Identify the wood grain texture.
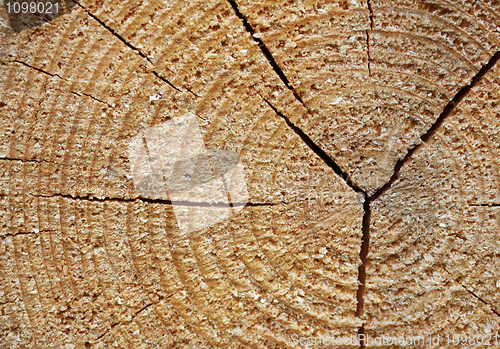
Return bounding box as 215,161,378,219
0,2,363,348
366,59,500,347
0,0,500,348
234,0,500,194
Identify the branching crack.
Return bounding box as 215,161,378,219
356,8,500,337
257,92,372,340
73,1,182,93
372,50,500,202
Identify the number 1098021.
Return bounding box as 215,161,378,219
5,1,61,14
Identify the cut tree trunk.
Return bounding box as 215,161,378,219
0,0,499,348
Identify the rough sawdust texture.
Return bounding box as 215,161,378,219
366,59,500,348
235,0,500,195
0,0,499,348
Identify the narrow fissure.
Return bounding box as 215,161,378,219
366,0,373,77
73,1,182,93
0,156,57,165
365,30,371,76
14,59,119,109
463,287,500,318
258,93,363,194
356,195,371,348
72,90,113,108
454,280,500,319
14,60,65,80
27,193,294,207
133,303,153,318
231,1,376,340
226,0,312,115
367,0,373,29
372,50,500,202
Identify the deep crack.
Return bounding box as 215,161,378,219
367,0,373,30
372,50,500,202
226,0,312,115
356,195,371,314
73,1,182,93
27,192,301,207
365,30,371,76
257,92,363,194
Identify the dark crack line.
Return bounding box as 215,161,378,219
3,231,37,238
93,295,174,344
152,71,181,92
72,90,113,108
94,328,110,342
372,50,500,202
184,85,200,98
0,157,57,165
73,1,182,93
367,0,373,30
462,285,500,318
257,92,364,194
365,30,371,76
13,60,116,109
443,269,500,319
226,0,311,114
226,0,288,87
366,0,373,80
469,203,500,207
133,303,153,319
27,193,291,207
14,60,65,80
356,195,370,347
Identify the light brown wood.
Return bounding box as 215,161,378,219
1,0,500,348
366,60,500,347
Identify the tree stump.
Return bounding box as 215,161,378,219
0,0,499,348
